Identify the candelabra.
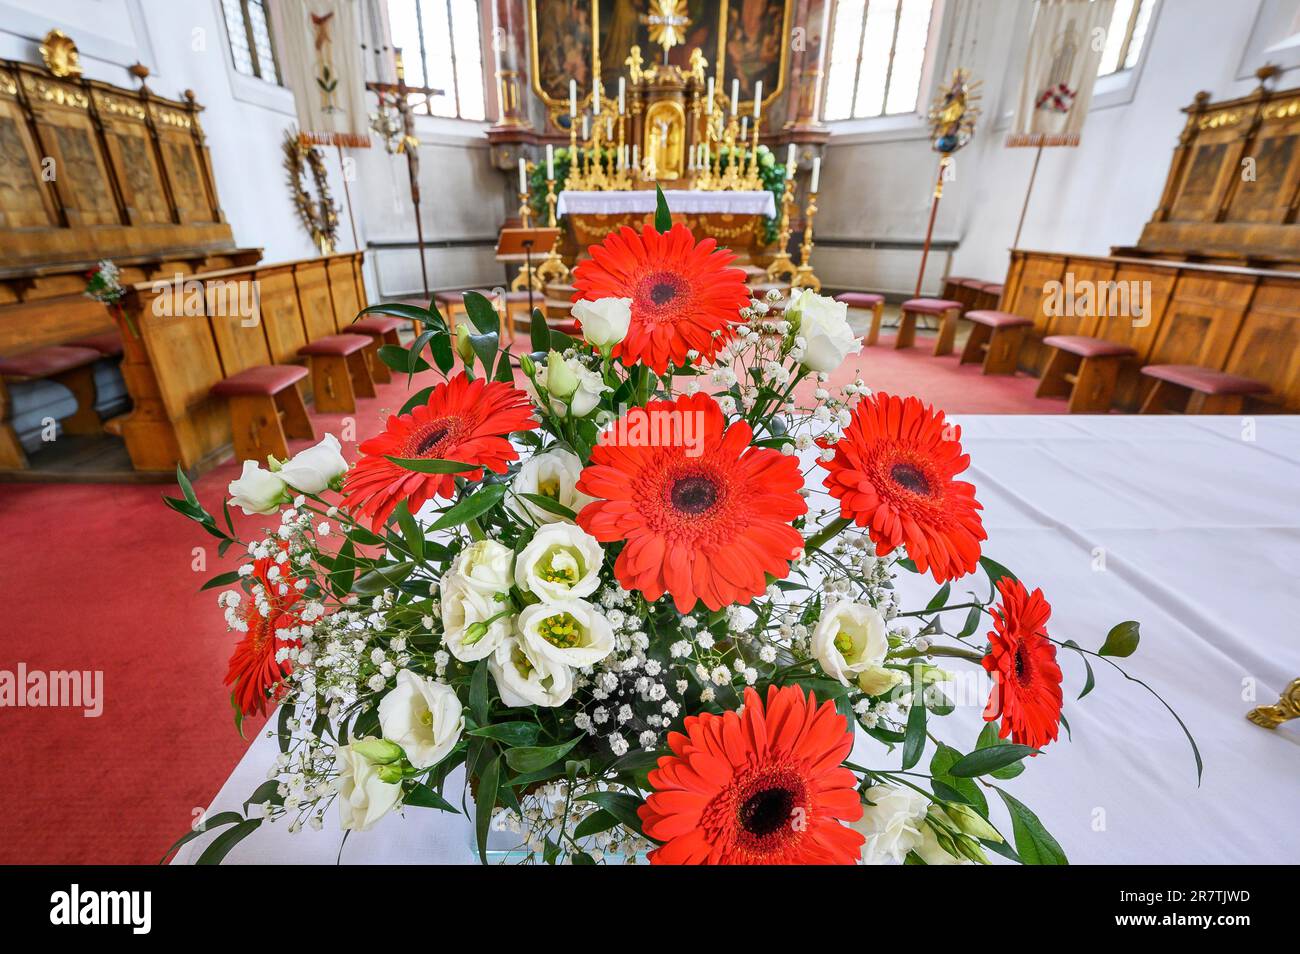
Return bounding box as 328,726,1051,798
765,175,798,283
510,185,542,292
790,189,821,292
535,177,570,286
746,117,763,189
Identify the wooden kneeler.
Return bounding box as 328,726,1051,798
897,298,963,353
1139,365,1270,415
299,334,376,413
351,314,405,385
211,365,314,464
960,310,1032,374
834,293,886,346
1036,335,1136,413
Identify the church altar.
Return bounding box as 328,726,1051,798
173,415,1300,865
556,189,775,218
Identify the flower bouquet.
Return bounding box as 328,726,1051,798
166,192,1197,865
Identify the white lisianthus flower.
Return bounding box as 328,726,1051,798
515,523,603,602
506,448,595,525
228,460,287,515
440,573,512,661
377,670,464,769
335,740,403,831
572,296,632,349
488,636,574,708
449,540,514,596
811,600,888,686
856,665,905,697
785,288,861,373
277,434,348,494
528,351,612,418
568,362,611,417
518,599,614,668
853,783,930,864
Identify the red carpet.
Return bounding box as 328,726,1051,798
0,329,1058,864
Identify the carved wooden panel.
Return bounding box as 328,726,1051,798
0,92,56,229
294,262,338,342
1147,273,1254,370
327,258,361,330
44,116,119,226
207,286,273,378
1006,253,1065,373
1224,279,1300,408
137,287,225,420
258,269,309,364
1044,259,1117,339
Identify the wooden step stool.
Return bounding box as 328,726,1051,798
898,298,963,353
960,310,1032,374
298,334,376,413
1037,335,1136,413
1139,364,1270,414
211,364,314,464
834,293,886,346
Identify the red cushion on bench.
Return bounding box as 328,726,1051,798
901,297,962,314
1139,364,1270,396
298,333,372,357
835,292,884,308
0,345,100,379
960,278,989,290
435,289,496,307
210,364,308,398
981,283,1004,296
1042,335,1136,359
352,315,404,335
65,331,124,357
965,310,1032,329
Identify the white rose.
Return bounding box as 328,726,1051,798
530,352,611,418
449,540,514,596
507,448,595,524
518,599,614,669
786,288,861,373
515,523,603,602
572,296,632,349
228,460,287,515
335,740,403,832
568,362,611,417
811,600,888,685
276,434,348,494
489,636,574,708
377,670,464,769
853,783,930,864
440,573,512,661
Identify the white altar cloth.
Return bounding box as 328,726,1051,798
557,189,776,219
175,415,1300,864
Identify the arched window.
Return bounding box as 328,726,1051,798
388,0,487,120
823,0,936,121
1097,0,1157,76
220,0,282,84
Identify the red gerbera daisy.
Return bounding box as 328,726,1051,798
982,577,1064,750
817,391,986,582
225,548,302,717
639,685,865,864
576,392,806,613
572,223,750,373
342,372,537,530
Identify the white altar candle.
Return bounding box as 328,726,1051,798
703,144,710,167
606,117,613,138
518,157,527,193
593,79,601,114
785,142,796,178
632,144,639,169
618,77,626,115
753,80,763,121
741,116,748,141
687,145,694,171
546,143,554,180
810,156,821,193
581,114,589,139
706,76,714,115
569,79,577,118
730,78,739,116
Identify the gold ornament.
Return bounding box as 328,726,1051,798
642,0,691,56
40,29,83,78
282,129,340,254
1247,678,1300,729
928,68,981,154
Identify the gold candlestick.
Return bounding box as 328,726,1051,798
536,177,570,285
510,186,542,292
765,175,798,283
567,116,584,190
747,120,763,189
790,189,821,292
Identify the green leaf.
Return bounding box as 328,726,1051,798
930,743,988,817
468,722,542,746
429,332,454,373
384,456,479,474
241,779,284,813
463,291,502,335
469,660,490,725
503,737,582,774
395,502,424,560
158,811,244,863
473,756,500,865
405,782,460,813
380,343,429,373
429,484,507,532
925,582,952,612
994,787,1068,865
979,556,1018,597
195,817,262,865
1099,620,1140,658
352,561,415,595
530,307,551,353
654,183,672,233
577,791,646,837
573,809,621,839
399,385,436,416
947,743,1037,777
900,697,927,770
517,492,577,520
1063,639,1096,699
199,570,242,591
356,301,443,332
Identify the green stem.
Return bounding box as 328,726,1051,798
804,515,852,555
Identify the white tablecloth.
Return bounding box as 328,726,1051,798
557,189,776,218
176,416,1300,864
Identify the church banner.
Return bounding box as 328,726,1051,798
1006,0,1115,147
273,0,371,148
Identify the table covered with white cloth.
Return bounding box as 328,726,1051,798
556,189,776,219
175,415,1300,864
